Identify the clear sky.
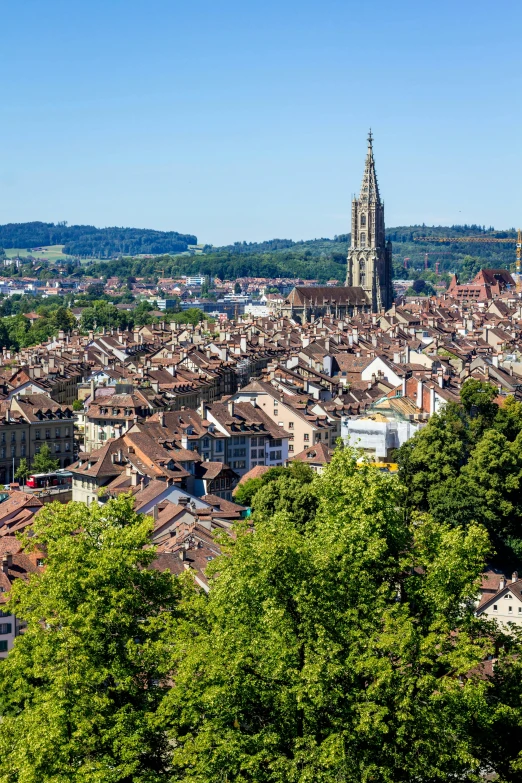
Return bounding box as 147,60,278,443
0,0,520,245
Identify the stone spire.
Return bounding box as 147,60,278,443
359,129,381,205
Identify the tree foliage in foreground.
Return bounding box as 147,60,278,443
0,496,181,782
399,381,522,563
164,449,522,782
3,453,522,780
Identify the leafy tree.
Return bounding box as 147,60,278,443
233,281,242,294
14,458,30,485
0,495,181,782
233,476,265,506
72,399,84,411
163,449,522,782
31,443,60,474
169,308,206,326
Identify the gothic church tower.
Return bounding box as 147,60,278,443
346,132,393,311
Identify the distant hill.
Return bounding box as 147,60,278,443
216,226,519,279
0,222,517,285
0,222,197,258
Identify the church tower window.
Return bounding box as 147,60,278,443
359,260,366,286
360,214,366,227
360,232,366,248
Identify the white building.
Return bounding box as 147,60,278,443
476,573,522,629
342,415,421,460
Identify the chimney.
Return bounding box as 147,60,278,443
430,385,436,415
152,505,158,522
499,577,506,590
90,379,95,402
181,434,189,450
512,571,518,583
417,379,423,411
2,554,12,574
130,470,138,487
179,549,186,561
227,399,235,417
5,407,9,423
159,411,166,427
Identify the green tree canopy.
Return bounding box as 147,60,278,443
0,495,182,782
31,443,60,474
162,449,522,782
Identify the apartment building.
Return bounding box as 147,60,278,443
231,380,334,456
0,395,75,483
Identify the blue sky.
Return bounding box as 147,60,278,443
0,0,520,245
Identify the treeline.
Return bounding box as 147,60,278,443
0,222,197,258
82,249,348,285
4,393,522,779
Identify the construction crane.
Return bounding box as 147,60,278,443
413,234,518,245
414,230,522,278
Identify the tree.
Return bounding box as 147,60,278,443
234,281,242,294
0,495,181,782
163,449,522,782
14,458,30,485
31,443,60,474
72,398,84,411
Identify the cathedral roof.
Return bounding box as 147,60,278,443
285,287,370,307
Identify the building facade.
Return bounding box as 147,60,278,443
346,131,393,312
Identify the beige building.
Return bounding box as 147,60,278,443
231,380,334,456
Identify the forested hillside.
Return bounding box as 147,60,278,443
0,222,197,257
0,222,517,284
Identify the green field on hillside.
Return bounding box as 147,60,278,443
3,245,71,262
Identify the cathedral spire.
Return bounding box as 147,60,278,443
359,128,381,205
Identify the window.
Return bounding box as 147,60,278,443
289,422,294,429
508,606,513,613
0,448,5,459
519,607,522,614
251,437,257,447
304,434,310,442
55,428,61,439
493,605,498,611
21,445,26,457
360,232,366,248
215,440,223,453
359,259,366,286
504,594,512,599
45,429,50,440
55,443,61,453
65,427,70,437
10,446,15,458
35,430,40,440
202,438,210,449
289,445,294,452
360,214,366,227
0,623,12,635
272,439,282,447
1,433,4,444
233,448,246,457
271,450,282,461
65,443,70,452
0,641,7,652
37,558,45,567
10,433,15,443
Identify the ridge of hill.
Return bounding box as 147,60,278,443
0,222,197,258
0,223,517,285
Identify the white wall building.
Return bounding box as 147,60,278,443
342,415,421,460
